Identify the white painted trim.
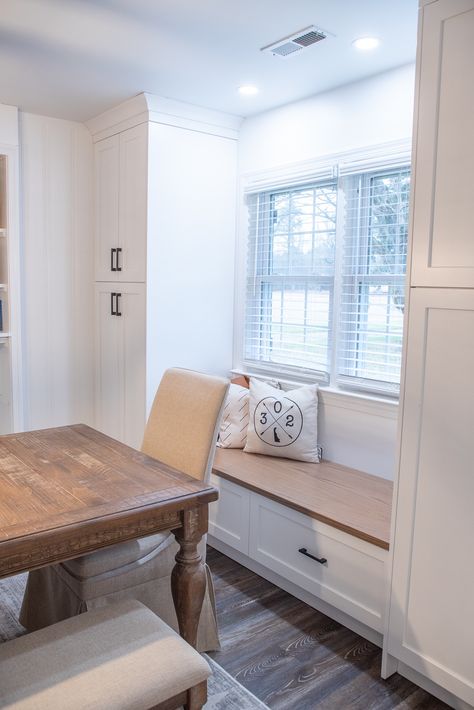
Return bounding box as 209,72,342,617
208,537,383,648
88,113,149,143
242,138,412,193
234,139,412,402
86,92,242,142
230,369,399,420
382,0,423,677
319,386,398,419
398,662,473,710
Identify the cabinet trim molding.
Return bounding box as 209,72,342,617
87,92,242,143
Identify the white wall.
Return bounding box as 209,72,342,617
20,112,94,429
237,65,416,479
239,64,415,173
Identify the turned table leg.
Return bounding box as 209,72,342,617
171,505,207,648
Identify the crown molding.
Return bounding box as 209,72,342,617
86,92,242,142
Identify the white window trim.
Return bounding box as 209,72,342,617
233,138,412,408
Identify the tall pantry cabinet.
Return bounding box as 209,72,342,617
385,1,474,707
89,94,239,448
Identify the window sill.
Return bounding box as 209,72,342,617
317,386,398,420
230,369,399,421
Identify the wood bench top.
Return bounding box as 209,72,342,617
213,448,393,550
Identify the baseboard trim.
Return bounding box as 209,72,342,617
208,536,383,648
397,662,472,710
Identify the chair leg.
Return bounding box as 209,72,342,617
184,680,207,710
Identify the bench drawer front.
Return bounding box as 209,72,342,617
209,474,250,554
249,493,386,631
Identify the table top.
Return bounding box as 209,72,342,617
0,424,217,577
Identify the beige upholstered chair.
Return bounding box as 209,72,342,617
20,368,229,652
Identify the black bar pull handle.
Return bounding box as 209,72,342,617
116,247,122,272
298,547,327,565
115,293,122,317
111,248,117,272
110,292,116,316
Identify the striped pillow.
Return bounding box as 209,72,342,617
217,384,249,449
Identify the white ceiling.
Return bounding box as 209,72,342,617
0,0,418,123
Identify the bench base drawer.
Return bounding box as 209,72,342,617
249,493,386,632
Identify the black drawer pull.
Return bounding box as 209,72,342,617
116,247,122,272
115,293,122,317
110,292,116,316
298,547,327,564
111,248,117,272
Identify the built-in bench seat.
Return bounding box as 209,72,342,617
0,600,210,710
213,448,392,549
209,448,393,643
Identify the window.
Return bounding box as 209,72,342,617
241,149,411,396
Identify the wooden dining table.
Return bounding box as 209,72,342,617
0,423,218,648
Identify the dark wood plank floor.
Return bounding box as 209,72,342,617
207,547,449,710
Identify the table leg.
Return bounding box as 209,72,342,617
171,505,207,648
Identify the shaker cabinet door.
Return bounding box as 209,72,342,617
387,288,474,706
118,125,147,283
410,0,474,287
94,136,120,282
118,282,146,448
94,283,122,439
94,282,146,448
94,126,147,283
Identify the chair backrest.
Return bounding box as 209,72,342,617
141,368,229,482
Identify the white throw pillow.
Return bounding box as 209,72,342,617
217,384,250,449
244,379,320,463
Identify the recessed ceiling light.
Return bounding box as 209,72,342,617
352,37,380,51
238,85,259,96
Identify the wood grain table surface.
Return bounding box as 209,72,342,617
0,423,218,646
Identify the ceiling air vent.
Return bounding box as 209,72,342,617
261,26,328,58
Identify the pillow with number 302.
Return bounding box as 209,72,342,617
244,378,321,463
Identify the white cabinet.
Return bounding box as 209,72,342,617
94,125,147,283
410,0,474,287
94,282,146,448
250,493,386,633
208,473,250,554
387,289,474,705
208,474,387,635
90,93,238,448
94,135,119,282
385,2,474,705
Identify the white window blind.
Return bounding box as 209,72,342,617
241,145,411,396
245,180,338,381
337,168,410,394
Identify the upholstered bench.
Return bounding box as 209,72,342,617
0,599,211,710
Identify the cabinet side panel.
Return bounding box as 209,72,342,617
146,123,237,413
